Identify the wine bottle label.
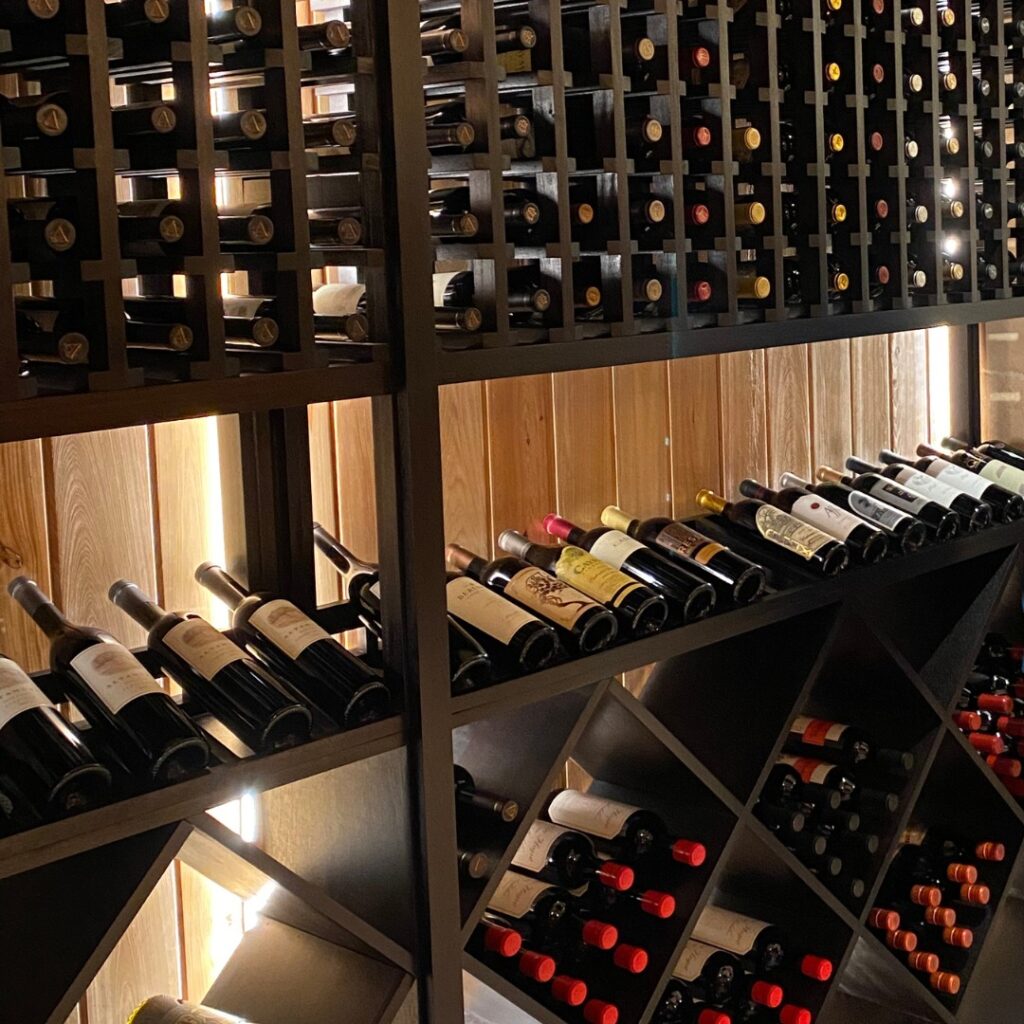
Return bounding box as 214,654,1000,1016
588,530,647,570
547,789,636,840
554,546,644,608
891,467,963,508
221,295,267,318
924,461,993,500
249,599,330,660
504,567,599,630
0,656,52,730
777,754,833,784
865,478,931,515
693,906,768,955
512,820,569,872
312,281,365,316
489,871,553,918
654,523,726,565
753,505,834,559
432,270,461,306
978,459,1024,496
164,619,247,681
791,716,847,746
847,491,913,530
70,642,162,715
446,576,540,644
672,939,722,982
791,495,878,541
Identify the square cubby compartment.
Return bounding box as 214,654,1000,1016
871,730,1024,1013
461,682,738,1024
635,607,840,802
757,610,944,912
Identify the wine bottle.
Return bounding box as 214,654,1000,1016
736,268,772,303
845,456,992,531
15,301,89,365
207,6,263,44
214,204,277,248
108,580,312,754
304,116,359,151
512,820,635,890
944,436,1024,477
739,479,888,564
692,907,786,972
486,870,574,949
455,764,519,824
695,490,849,576
111,101,178,146
926,441,1024,499
105,0,170,33
0,93,69,141
0,0,62,28
7,198,77,261
545,788,706,866
8,578,210,784
542,514,716,624
816,465,959,540
296,20,351,52
664,940,741,1005
600,505,766,605
0,653,110,820
498,530,669,638
785,717,871,765
312,283,371,343
445,543,617,655
220,295,281,348
778,472,927,554
123,318,193,353
194,563,390,728
117,199,192,256
128,998,253,1024
312,524,492,693
884,445,1024,521
212,109,268,148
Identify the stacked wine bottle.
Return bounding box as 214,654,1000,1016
0,564,392,835
870,823,1008,1002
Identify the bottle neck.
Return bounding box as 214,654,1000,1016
7,577,71,638
445,542,489,580
846,456,881,475
313,523,379,598
879,448,914,467
739,479,777,503
108,580,168,632
498,529,556,569
194,562,250,610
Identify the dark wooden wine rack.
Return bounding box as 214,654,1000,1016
1,3,1024,1024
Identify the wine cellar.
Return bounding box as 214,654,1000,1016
4,1,1024,1024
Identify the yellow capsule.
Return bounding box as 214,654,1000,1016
825,62,842,83
832,272,850,292
828,132,845,153
831,202,848,223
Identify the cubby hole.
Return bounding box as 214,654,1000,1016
873,730,1024,1011
635,607,839,802
693,822,854,1023
565,89,617,170
463,683,737,1024
572,173,620,251
763,611,943,912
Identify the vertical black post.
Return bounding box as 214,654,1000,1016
948,321,983,443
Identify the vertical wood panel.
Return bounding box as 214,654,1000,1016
485,375,556,542
612,363,672,518
765,345,812,487
46,427,159,646
717,351,768,494
333,398,379,563
667,355,722,517
179,864,244,1002
439,383,491,556
850,334,892,459
889,331,930,459
85,869,182,1020
0,440,51,670
308,404,341,604
551,369,616,526
809,339,854,474
980,320,1024,444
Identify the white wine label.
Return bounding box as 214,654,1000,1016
511,820,568,873
547,789,636,840
446,576,539,644
792,716,846,746
925,461,992,499
70,642,162,715
672,939,722,982
164,618,247,681
891,467,963,509
753,505,834,560
777,754,833,785
866,478,930,515
848,491,912,531
221,295,266,318
312,281,365,316
432,270,461,307
249,599,330,660
0,656,52,730
655,523,726,564
589,530,647,570
504,567,598,630
489,871,553,918
791,495,878,541
555,546,644,608
979,459,1024,496
693,906,768,955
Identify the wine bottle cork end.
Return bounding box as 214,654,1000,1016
696,489,726,513
582,286,601,308
45,218,77,253
57,332,88,364
324,20,351,49
637,37,656,61
825,62,841,83
575,202,595,224
37,103,68,137
168,325,193,351
251,317,280,347
108,578,139,604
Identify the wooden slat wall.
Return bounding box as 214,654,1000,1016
0,329,948,1017
980,319,1024,445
